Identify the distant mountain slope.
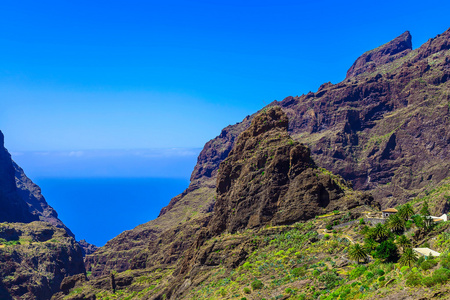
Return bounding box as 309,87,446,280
86,27,450,279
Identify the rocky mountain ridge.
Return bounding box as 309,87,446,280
84,27,450,287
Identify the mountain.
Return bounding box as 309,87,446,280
74,27,450,300
4,27,450,299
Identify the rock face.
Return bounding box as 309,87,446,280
209,107,365,235
14,162,75,237
0,222,85,300
346,31,412,79
0,131,37,223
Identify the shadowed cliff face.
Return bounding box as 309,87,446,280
0,131,37,223
209,107,364,235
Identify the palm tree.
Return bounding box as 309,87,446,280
387,214,405,234
398,203,415,221
399,248,418,267
371,223,389,242
348,243,368,264
396,235,412,253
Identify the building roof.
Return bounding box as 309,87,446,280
433,218,444,222
413,248,441,257
382,208,398,213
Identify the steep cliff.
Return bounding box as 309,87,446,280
0,131,37,223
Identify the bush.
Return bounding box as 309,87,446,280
378,276,386,282
432,268,450,284
366,272,374,280
422,276,435,287
292,267,306,277
243,287,251,294
251,280,263,290
318,271,340,289
406,272,422,286
400,266,410,273
440,254,450,269
376,269,385,276
326,224,333,230
421,259,438,271
359,218,365,225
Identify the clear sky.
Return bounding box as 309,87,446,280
1,0,449,153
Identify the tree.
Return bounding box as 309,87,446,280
374,240,399,263
387,214,405,234
399,248,418,267
370,223,390,242
396,235,412,253
348,243,368,264
364,238,378,251
420,201,430,217
398,203,415,221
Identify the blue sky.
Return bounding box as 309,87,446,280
1,0,449,153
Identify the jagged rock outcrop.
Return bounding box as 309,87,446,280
0,222,85,300
209,107,367,235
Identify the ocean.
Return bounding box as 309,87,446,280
34,177,190,247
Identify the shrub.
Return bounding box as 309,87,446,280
432,268,450,284
405,272,422,286
243,287,251,294
366,272,374,280
400,266,410,273
285,288,293,294
326,224,333,230
359,218,365,225
376,269,385,276
251,280,263,290
318,271,340,289
292,267,306,277
378,276,386,282
440,254,450,269
421,259,438,271
422,276,435,287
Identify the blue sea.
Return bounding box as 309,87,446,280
34,177,190,247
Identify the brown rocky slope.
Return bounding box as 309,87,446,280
0,222,85,300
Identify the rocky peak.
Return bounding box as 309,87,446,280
346,31,412,78
208,106,367,235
